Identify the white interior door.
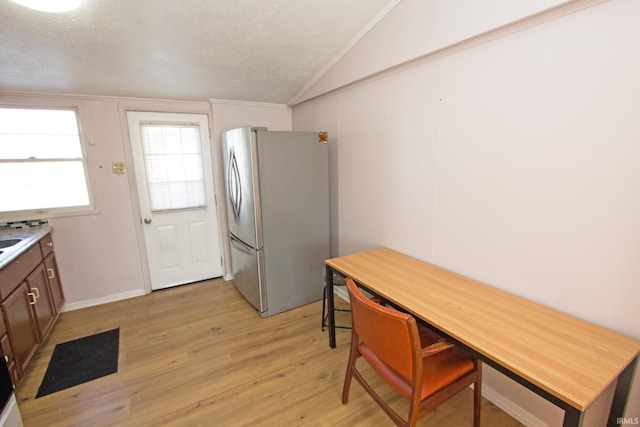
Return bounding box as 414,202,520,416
127,111,222,290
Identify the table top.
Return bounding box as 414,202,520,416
326,247,640,411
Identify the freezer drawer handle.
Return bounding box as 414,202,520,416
230,235,253,255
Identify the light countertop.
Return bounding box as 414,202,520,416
0,226,52,269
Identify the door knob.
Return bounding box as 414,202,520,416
144,218,152,224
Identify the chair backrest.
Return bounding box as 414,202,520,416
346,278,421,381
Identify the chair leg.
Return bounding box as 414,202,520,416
342,330,359,404
351,367,408,427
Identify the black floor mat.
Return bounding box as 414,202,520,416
36,328,119,398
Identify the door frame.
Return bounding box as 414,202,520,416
119,104,227,293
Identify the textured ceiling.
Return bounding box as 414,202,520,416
0,0,398,104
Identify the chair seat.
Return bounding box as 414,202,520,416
359,344,475,400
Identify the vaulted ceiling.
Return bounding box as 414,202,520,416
0,0,398,104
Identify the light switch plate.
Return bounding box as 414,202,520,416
112,162,126,174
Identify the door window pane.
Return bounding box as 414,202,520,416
140,124,206,211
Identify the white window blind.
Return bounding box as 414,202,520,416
139,123,206,211
0,108,91,215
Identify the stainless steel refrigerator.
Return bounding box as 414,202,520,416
221,126,329,317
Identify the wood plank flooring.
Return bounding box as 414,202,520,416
15,278,524,426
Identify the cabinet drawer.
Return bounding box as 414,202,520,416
40,233,54,257
0,246,42,300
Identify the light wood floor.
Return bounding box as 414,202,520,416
15,278,524,426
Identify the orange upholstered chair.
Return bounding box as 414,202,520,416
342,278,482,427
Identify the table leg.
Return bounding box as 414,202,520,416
607,355,638,427
326,265,336,348
563,407,584,427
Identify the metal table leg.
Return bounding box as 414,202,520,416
607,355,638,427
326,265,336,348
563,407,584,427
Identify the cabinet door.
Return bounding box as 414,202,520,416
1,282,39,375
26,263,56,340
44,253,65,312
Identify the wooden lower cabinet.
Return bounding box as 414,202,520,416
0,231,65,387
1,282,40,382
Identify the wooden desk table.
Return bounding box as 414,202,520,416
325,247,639,427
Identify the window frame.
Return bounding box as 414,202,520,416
0,103,98,222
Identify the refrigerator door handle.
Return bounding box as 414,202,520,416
227,150,242,222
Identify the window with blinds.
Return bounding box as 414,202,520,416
139,123,206,211
0,107,92,219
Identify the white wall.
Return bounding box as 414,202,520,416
293,0,575,104
292,0,640,425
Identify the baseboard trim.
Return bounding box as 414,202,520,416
61,289,147,312
482,383,550,427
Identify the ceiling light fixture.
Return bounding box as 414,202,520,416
10,0,81,13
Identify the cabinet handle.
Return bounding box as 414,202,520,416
47,242,53,248
28,292,37,305
31,287,40,299
47,268,55,279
